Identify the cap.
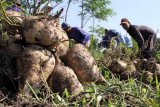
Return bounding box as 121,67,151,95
120,18,130,25
105,28,108,32
61,22,71,29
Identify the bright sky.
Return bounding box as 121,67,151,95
58,0,160,37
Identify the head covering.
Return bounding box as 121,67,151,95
13,0,21,5
61,22,71,29
105,28,108,32
120,18,130,25
104,28,108,34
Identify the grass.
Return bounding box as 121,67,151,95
1,36,160,106
0,42,159,106
0,7,160,105
87,38,160,107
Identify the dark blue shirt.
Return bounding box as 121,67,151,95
67,27,90,45
6,4,21,12
101,29,120,48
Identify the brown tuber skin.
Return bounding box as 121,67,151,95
17,45,56,94
109,60,128,74
47,65,84,96
63,44,106,84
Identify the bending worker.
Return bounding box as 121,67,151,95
100,29,133,48
120,18,156,59
61,22,90,47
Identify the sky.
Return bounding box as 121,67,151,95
56,0,160,37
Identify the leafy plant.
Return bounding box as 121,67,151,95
79,0,115,28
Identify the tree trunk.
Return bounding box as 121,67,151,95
65,0,72,22
81,0,84,28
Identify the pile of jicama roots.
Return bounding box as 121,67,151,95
102,47,160,84
0,9,106,96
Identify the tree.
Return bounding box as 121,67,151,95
64,0,80,22
89,25,105,37
79,0,115,28
64,0,72,22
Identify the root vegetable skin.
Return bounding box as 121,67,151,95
47,65,84,96
23,17,69,56
110,60,128,73
17,45,56,93
63,44,106,83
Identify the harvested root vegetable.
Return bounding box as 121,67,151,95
109,60,127,74
17,45,55,94
110,60,136,74
56,30,69,56
23,16,69,56
63,44,106,84
47,65,83,96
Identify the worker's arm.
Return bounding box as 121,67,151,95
131,26,145,49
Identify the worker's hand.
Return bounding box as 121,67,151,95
142,40,148,50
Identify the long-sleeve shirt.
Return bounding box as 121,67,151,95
101,29,133,48
101,29,120,48
67,27,90,45
127,25,156,50
6,4,21,12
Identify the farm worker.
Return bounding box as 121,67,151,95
6,0,21,12
120,18,156,59
61,22,91,47
100,29,133,48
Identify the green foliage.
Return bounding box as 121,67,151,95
153,38,160,61
1,0,11,7
132,38,139,55
79,0,115,27
20,0,63,15
87,36,160,106
1,0,160,106
0,31,9,48
0,34,160,106
89,25,105,37
81,0,115,20
154,51,160,61
88,35,103,60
